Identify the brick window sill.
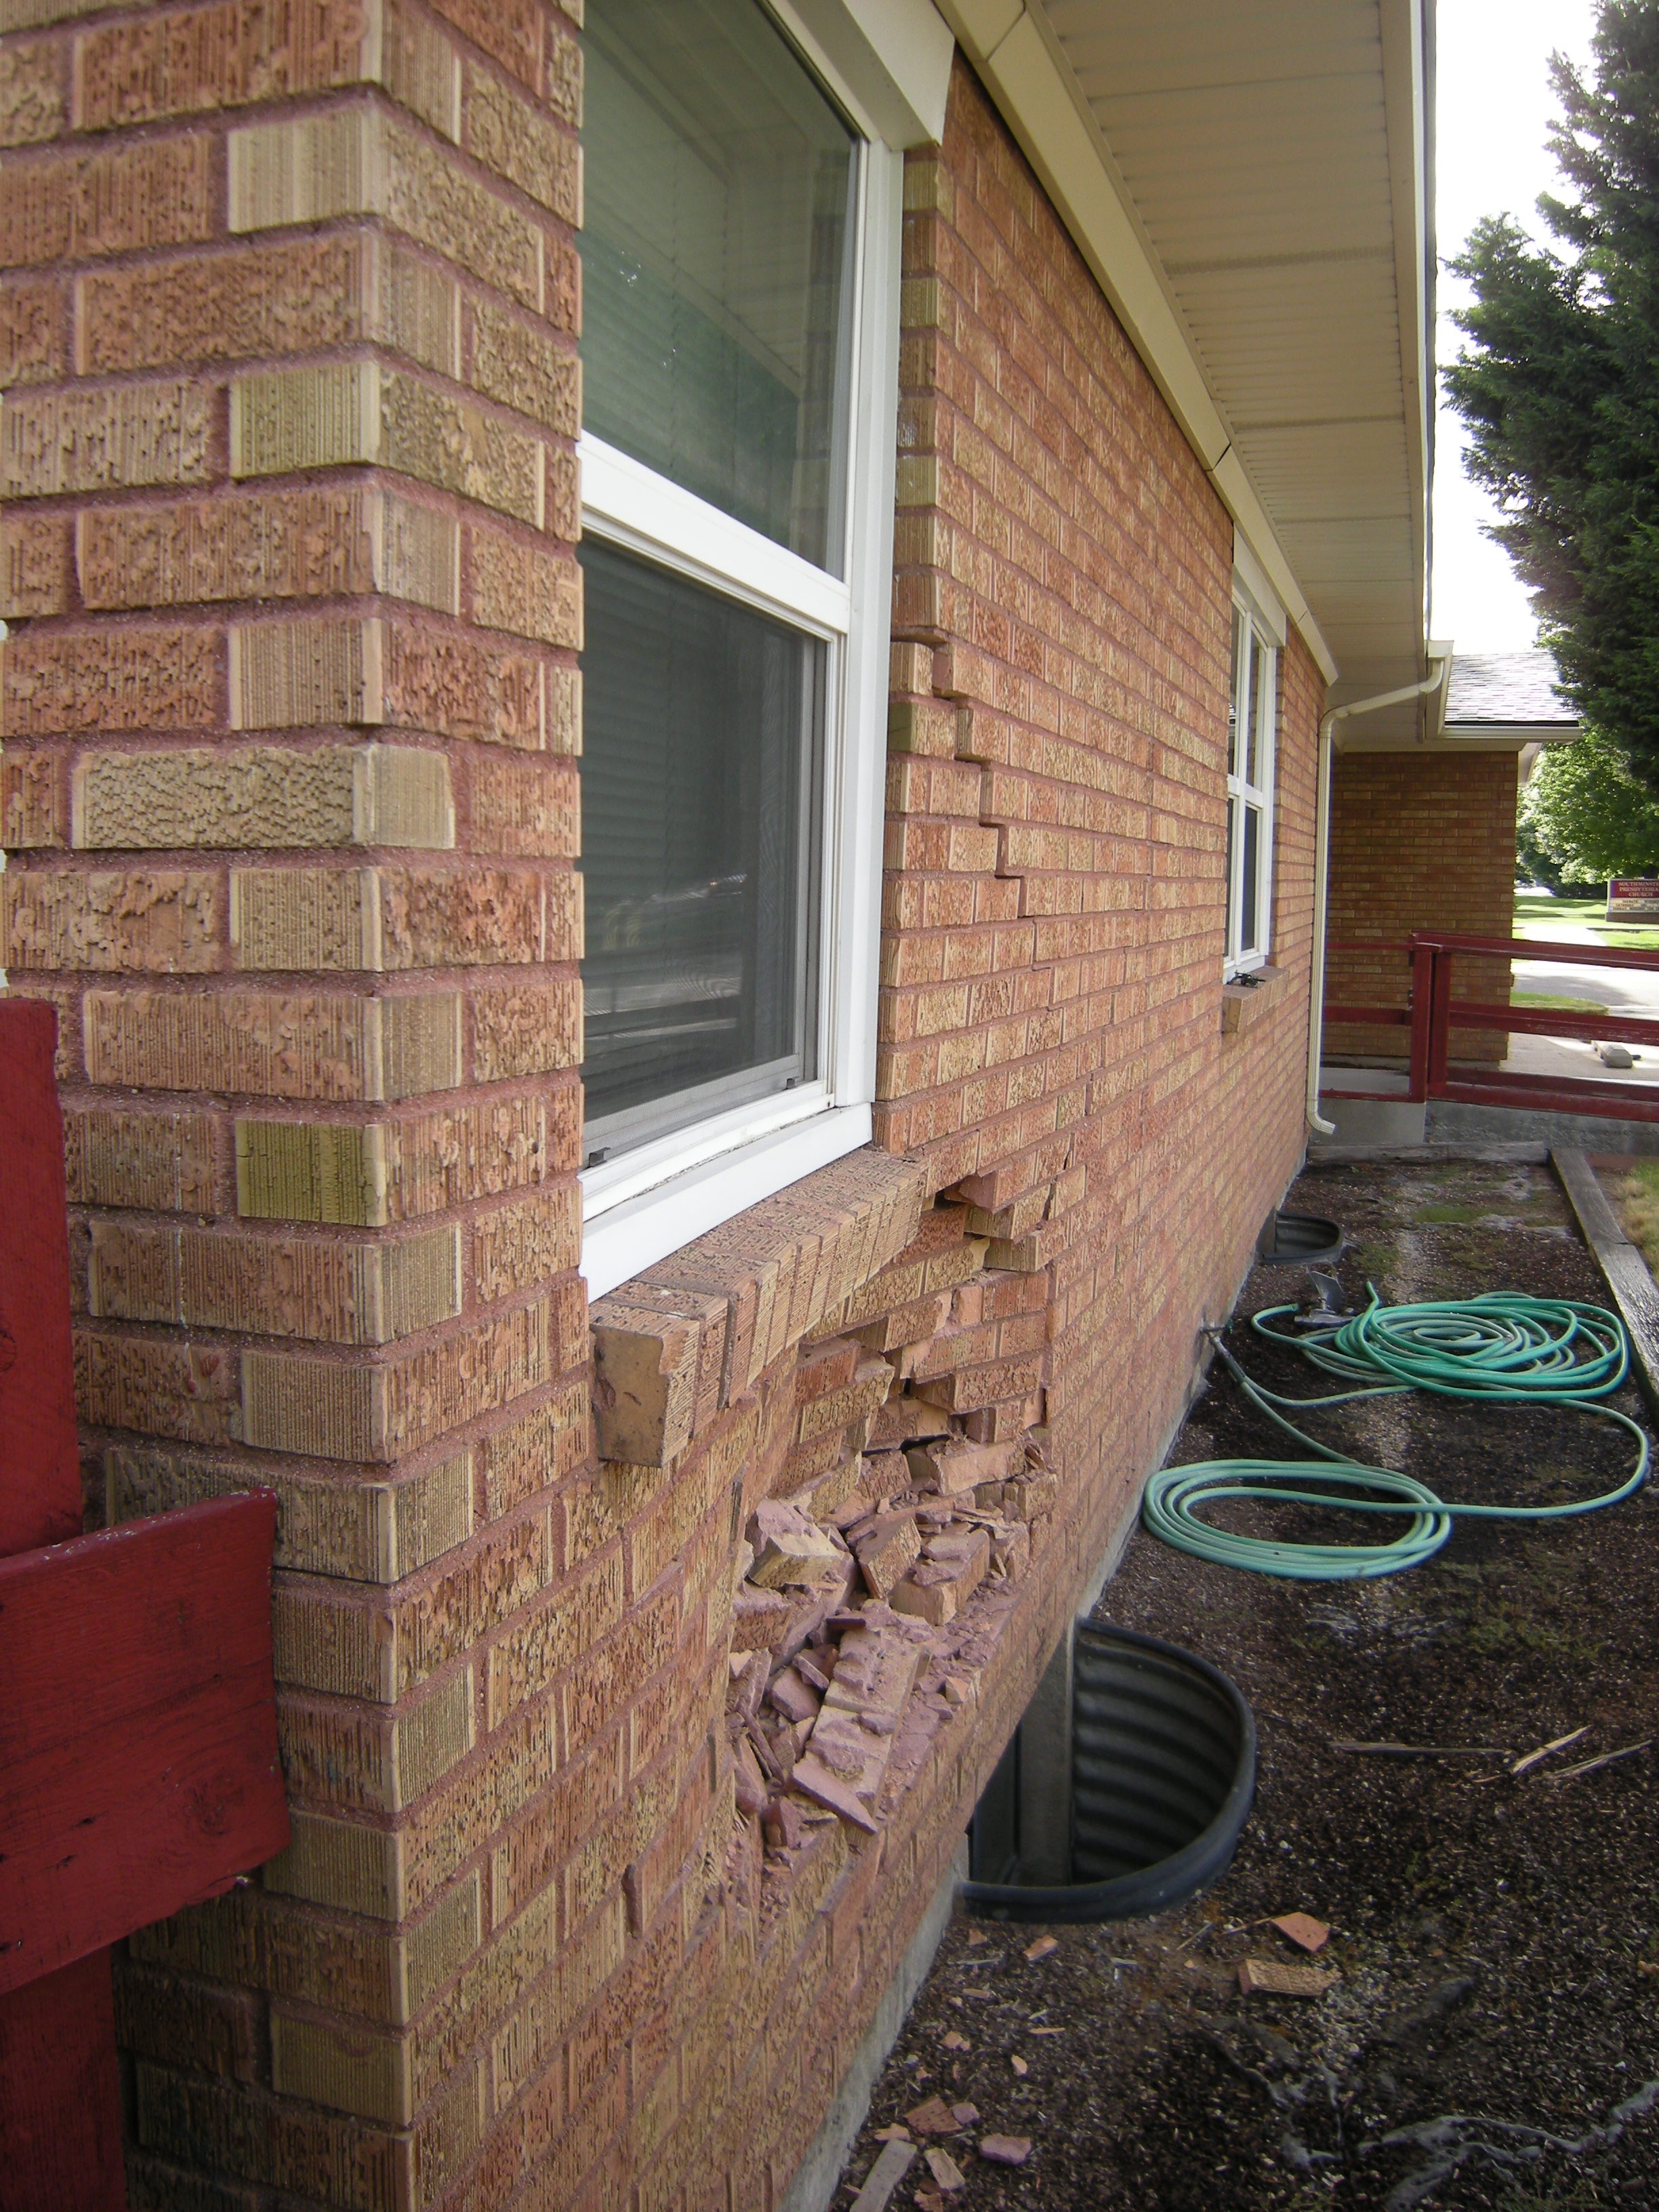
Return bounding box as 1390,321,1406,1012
1221,962,1291,1038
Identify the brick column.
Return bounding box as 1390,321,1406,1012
2,3,588,2203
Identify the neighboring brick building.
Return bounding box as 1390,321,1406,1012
0,2,1441,2207
1326,752,1519,1065
1324,655,1581,1071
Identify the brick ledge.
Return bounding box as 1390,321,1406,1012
1221,962,1292,1038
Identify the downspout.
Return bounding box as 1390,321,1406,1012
1307,649,1454,1134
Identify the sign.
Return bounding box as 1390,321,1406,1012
1608,879,1659,916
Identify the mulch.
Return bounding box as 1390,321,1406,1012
836,1155,1659,2211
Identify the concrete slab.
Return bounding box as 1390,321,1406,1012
781,1841,966,2212
1427,1102,1659,1157
1308,1142,1549,1167
1316,1096,1428,1147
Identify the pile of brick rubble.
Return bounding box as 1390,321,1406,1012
728,1419,1059,1852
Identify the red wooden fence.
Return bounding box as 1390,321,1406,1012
1324,931,1659,1122
0,1002,290,2210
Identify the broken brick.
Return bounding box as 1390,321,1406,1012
767,1665,820,1726
853,1509,922,1600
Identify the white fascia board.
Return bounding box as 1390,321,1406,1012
1231,529,1286,648
771,0,955,145
937,1,1340,687
1220,463,1336,682
1380,0,1433,622
1339,726,1580,754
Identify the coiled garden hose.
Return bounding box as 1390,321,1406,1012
1143,1290,1650,1580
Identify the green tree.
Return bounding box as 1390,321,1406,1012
1520,727,1659,882
1445,1,1659,777
1515,806,1570,891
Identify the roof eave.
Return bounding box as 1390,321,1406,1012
935,0,1342,682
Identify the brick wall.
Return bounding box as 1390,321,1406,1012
1325,750,1519,1065
3,33,1326,2212
1,0,590,2204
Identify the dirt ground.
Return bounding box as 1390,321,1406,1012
836,1156,1659,2212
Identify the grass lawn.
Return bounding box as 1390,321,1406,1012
1511,989,1607,1012
1612,1158,1659,1273
1515,889,1659,949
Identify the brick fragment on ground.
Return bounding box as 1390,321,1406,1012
922,2144,966,2190
846,2135,915,2211
978,2135,1031,2165
1239,1957,1339,1997
1271,1911,1330,1952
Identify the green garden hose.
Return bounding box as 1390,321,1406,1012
1143,1290,1650,1580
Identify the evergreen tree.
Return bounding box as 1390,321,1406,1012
1445,1,1659,777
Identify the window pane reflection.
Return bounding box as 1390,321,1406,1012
1240,804,1261,956
581,0,857,573
579,541,821,1160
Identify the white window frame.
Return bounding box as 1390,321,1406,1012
578,13,906,1300
1225,598,1279,979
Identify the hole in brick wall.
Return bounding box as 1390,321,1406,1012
964,1624,1256,1925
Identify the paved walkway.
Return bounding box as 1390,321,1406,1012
1509,937,1659,1086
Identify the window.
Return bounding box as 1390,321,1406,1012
1225,602,1277,973
577,0,902,1292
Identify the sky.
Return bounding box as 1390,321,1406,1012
1432,0,1599,652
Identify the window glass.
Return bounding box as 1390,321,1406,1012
1225,600,1276,972
1240,805,1261,956
579,540,822,1163
581,0,858,573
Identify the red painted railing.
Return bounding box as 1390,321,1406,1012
1324,930,1659,1123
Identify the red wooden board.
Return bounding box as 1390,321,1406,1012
0,1000,81,1554
0,1955,125,2212
0,1490,290,1994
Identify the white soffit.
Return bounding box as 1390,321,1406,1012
937,0,1433,724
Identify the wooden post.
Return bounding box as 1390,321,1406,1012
1427,943,1454,1097
1408,938,1435,1102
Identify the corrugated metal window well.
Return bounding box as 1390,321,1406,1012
964,1624,1257,1925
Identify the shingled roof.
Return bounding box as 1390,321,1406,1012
1446,651,1578,729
